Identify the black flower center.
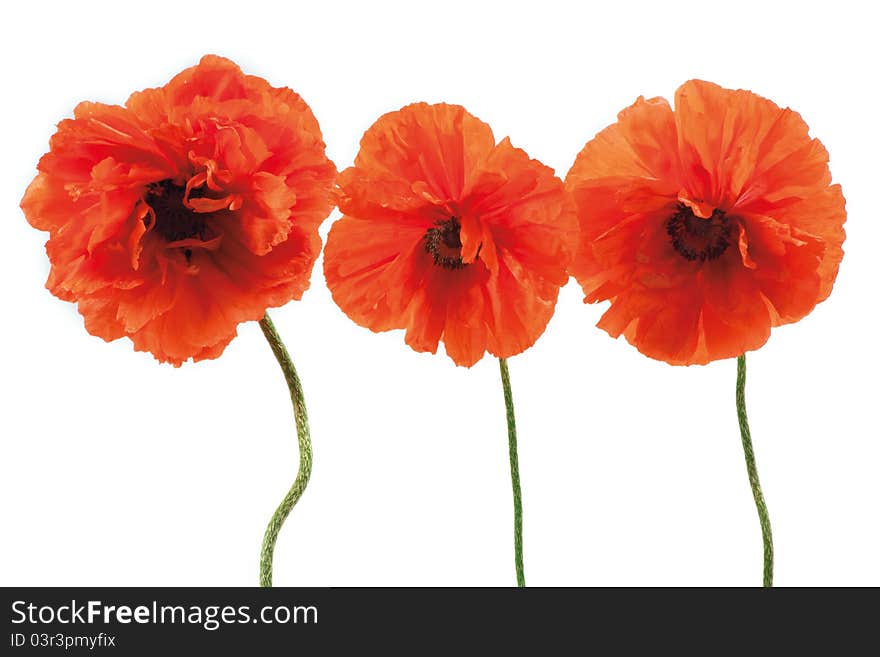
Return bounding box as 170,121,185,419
424,217,467,270
666,204,732,262
146,180,211,243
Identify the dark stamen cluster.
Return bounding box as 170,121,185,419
424,217,467,270
667,203,732,262
146,179,211,243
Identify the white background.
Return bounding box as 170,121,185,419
1,0,877,587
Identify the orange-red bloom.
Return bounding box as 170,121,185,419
566,80,846,365
323,103,576,367
21,55,336,365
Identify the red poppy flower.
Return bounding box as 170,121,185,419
21,55,336,365
323,103,577,367
566,80,846,365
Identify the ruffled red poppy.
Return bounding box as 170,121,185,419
323,103,577,367
566,80,846,365
21,55,336,365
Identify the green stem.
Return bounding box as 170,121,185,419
498,357,525,587
258,313,313,588
736,354,774,587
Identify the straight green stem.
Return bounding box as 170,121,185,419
498,357,525,587
258,313,313,588
736,354,774,587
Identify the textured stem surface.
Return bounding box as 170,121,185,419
499,358,525,587
736,354,774,587
258,313,313,588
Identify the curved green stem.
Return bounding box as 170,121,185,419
736,354,774,587
498,358,525,587
258,313,313,588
